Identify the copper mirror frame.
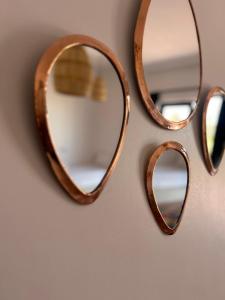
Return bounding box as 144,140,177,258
146,142,190,235
34,35,130,205
134,0,203,130
202,87,225,176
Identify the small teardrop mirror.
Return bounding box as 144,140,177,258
202,87,225,175
146,142,189,235
34,35,130,204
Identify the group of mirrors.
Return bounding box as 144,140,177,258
34,0,224,235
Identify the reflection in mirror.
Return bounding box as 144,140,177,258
203,87,225,175
153,150,188,229
46,45,124,194
135,0,201,129
146,142,189,235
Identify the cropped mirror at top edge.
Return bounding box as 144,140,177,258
135,0,202,130
203,87,225,175
35,36,130,204
146,143,189,235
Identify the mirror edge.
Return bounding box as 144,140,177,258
146,141,190,235
202,86,225,176
34,34,130,205
134,0,203,130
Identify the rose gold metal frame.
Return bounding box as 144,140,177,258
34,35,130,205
146,142,190,235
134,0,203,130
202,87,225,176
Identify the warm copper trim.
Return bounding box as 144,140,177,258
202,87,225,176
34,35,130,205
146,142,190,235
134,0,203,130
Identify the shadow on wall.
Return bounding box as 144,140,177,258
0,25,70,195
114,0,154,122
192,85,211,161
139,143,158,200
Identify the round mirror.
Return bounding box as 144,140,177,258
134,0,202,130
34,35,130,204
202,87,225,176
146,142,189,235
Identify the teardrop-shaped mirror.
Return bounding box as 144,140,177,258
202,87,225,176
134,0,202,130
146,142,189,235
34,35,130,205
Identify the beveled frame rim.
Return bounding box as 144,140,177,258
134,0,203,130
202,86,225,176
34,35,130,205
146,142,190,235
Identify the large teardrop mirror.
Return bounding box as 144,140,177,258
34,35,130,205
202,87,225,176
134,0,202,130
146,142,189,235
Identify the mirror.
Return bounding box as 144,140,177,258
134,0,202,130
34,35,130,205
202,87,225,176
146,142,189,235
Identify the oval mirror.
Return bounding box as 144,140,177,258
146,142,189,235
202,87,225,176
34,35,130,205
134,0,202,130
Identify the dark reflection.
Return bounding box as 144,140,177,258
206,94,225,169
153,150,188,229
46,45,124,193
143,0,200,122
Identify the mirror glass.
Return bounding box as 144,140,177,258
46,45,124,193
153,150,188,229
206,92,225,169
142,0,200,123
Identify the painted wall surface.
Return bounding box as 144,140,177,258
0,0,225,299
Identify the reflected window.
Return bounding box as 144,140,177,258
151,88,197,122
161,103,193,122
